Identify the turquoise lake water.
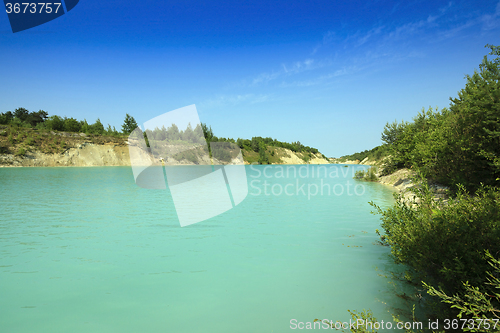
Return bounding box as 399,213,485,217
0,165,415,332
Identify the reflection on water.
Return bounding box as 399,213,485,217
0,165,414,333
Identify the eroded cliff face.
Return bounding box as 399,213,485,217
275,148,329,165
0,144,331,167
0,142,329,167
0,143,131,167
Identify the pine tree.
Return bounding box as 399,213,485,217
122,114,138,134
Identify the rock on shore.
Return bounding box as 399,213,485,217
378,167,449,203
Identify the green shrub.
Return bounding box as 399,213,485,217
370,179,500,316
15,147,26,156
45,115,64,131
0,111,14,125
210,142,237,162
88,118,105,135
424,251,500,332
365,167,378,181
106,125,120,137
320,308,428,333
379,156,399,176
354,167,378,181
173,150,199,164
24,136,34,146
80,120,90,134
63,117,82,132
10,117,23,128
258,141,269,164
354,170,365,180
300,152,311,163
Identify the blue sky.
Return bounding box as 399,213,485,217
1,0,499,157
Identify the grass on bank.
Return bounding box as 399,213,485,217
0,124,128,156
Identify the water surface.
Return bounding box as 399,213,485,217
0,165,411,332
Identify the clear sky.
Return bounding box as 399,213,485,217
1,0,499,157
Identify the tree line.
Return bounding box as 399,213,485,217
198,124,321,164
141,123,206,145
380,45,500,192
0,108,139,137
338,145,389,163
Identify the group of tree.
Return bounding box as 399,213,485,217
368,45,500,332
144,123,205,145
381,45,500,192
338,144,389,163
0,108,141,137
0,108,49,127
235,136,318,155
199,126,320,164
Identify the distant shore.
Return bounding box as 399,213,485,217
0,125,332,167
0,143,331,167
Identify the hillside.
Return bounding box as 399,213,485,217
330,144,389,166
0,125,329,167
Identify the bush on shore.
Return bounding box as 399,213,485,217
370,178,500,330
357,45,500,332
354,167,378,181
